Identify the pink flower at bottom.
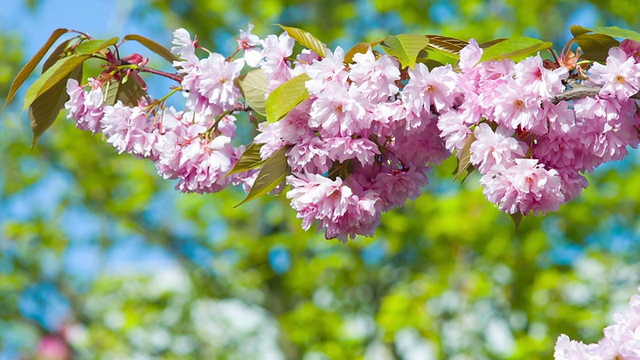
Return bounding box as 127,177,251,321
286,174,382,242
480,159,565,216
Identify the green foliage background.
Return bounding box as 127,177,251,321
2,1,640,359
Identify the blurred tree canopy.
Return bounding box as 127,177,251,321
2,1,640,359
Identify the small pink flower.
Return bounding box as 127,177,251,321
589,46,640,100
480,159,565,216
237,23,263,68
470,123,527,174
402,63,460,113
65,78,104,134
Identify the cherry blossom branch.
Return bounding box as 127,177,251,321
551,84,601,104
138,66,183,83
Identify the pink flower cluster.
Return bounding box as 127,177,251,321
64,28,252,195
439,39,640,216
255,42,456,241
554,287,640,359
63,25,640,241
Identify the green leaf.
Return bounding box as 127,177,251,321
479,38,507,49
574,34,619,63
4,28,69,109
75,37,119,54
237,69,269,116
570,25,591,38
226,143,265,176
29,65,83,148
124,34,179,63
101,77,147,107
344,42,372,63
453,132,476,182
426,35,467,54
381,34,430,69
265,73,310,123
589,26,640,42
102,79,120,106
479,37,553,62
23,54,92,111
42,39,73,72
425,48,459,65
235,146,290,207
278,25,327,57
510,212,523,232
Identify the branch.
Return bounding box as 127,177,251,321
551,85,600,104
552,81,640,105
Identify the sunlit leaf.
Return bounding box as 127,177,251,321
124,34,179,63
23,54,92,111
101,77,147,107
589,26,640,42
344,42,371,63
75,37,119,54
454,132,476,182
237,69,268,116
102,79,120,106
426,35,467,54
381,34,430,69
226,143,265,176
42,39,73,72
278,25,327,57
570,25,591,38
29,65,83,147
4,28,68,109
479,38,507,49
265,73,310,123
574,33,619,63
235,146,290,207
479,37,552,62
425,48,459,65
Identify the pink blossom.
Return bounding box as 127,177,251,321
65,78,105,134
438,110,472,153
152,110,237,194
286,173,355,232
325,136,380,165
171,28,198,63
308,82,370,137
292,49,322,77
470,123,527,174
574,97,639,170
305,46,349,96
393,120,449,166
254,104,314,159
620,39,640,62
349,48,400,102
261,33,295,90
555,288,640,360
373,167,428,210
286,173,382,242
322,189,382,242
402,63,461,113
458,38,483,73
490,77,546,134
553,334,602,360
178,52,244,116
589,46,640,100
287,136,331,174
513,54,568,99
101,102,156,158
237,23,263,68
480,159,565,215
177,133,236,194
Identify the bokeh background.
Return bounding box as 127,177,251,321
2,0,640,359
